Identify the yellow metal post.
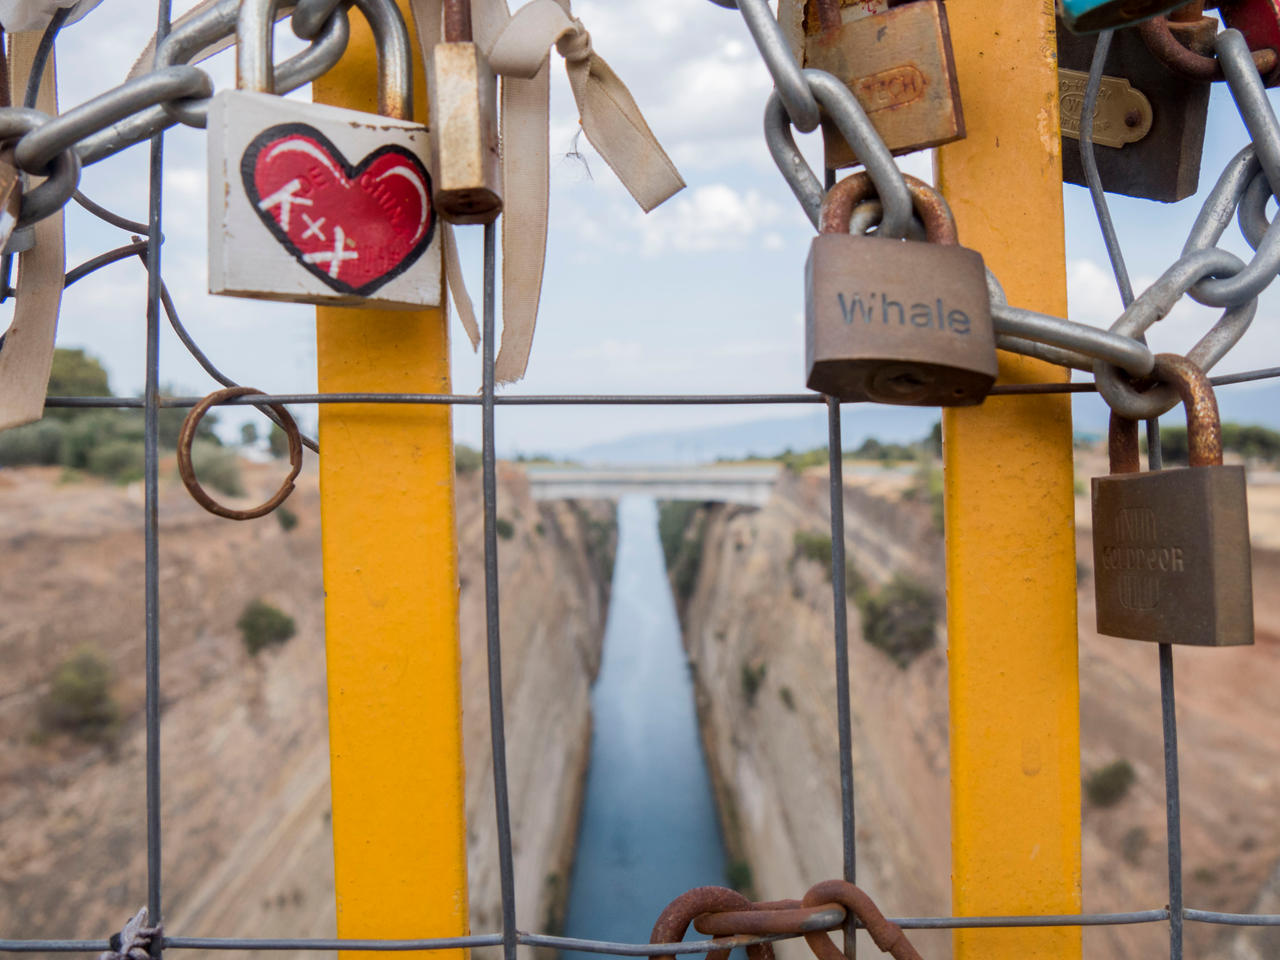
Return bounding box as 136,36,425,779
935,5,1081,960
313,7,468,959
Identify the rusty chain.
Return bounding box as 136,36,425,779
649,881,924,960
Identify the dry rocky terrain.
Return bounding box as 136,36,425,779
0,458,613,960
672,451,1280,960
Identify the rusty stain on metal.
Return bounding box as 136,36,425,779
1107,412,1142,475
1138,13,1277,81
694,901,846,937
177,386,303,521
649,887,775,960
1153,352,1223,466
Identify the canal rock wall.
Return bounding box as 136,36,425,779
675,457,1280,960
0,462,613,960
671,466,952,960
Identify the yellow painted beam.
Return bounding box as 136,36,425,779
313,7,468,960
935,5,1081,960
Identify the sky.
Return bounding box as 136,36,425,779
26,0,1280,457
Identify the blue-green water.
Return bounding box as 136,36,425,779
561,497,729,958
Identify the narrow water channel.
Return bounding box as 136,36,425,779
561,496,729,957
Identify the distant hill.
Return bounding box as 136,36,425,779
563,379,1280,466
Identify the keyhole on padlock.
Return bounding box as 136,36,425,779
869,364,933,403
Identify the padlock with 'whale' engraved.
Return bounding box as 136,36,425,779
208,0,440,308
1092,354,1253,646
805,172,995,406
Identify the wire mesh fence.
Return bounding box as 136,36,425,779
5,4,1280,960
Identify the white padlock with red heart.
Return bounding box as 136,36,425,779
208,0,440,309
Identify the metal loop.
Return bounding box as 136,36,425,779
1183,144,1258,257
992,303,1156,377
803,69,911,238
0,107,82,226
1239,165,1272,250
763,92,823,229
649,887,774,960
177,387,303,521
1219,29,1280,199
732,0,820,132
1138,14,1278,81
291,0,344,38
15,66,212,175
820,171,956,244
848,200,926,240
694,903,846,938
158,0,352,130
1095,247,1256,419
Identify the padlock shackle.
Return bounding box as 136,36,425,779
819,171,957,244
1108,413,1142,475
238,0,413,120
1154,352,1224,467
443,0,473,44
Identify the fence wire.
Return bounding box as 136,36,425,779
6,5,1280,960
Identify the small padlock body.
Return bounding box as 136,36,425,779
208,90,441,309
804,234,995,405
1092,466,1253,646
804,1,965,170
1057,16,1211,202
428,41,502,225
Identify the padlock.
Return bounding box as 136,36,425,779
1091,354,1253,646
1057,10,1212,201
428,0,502,223
1218,0,1280,85
208,0,440,308
797,0,965,170
1058,0,1190,33
805,171,995,405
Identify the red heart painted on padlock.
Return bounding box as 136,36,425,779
242,124,435,297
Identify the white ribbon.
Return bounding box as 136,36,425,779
0,0,101,33
413,0,685,383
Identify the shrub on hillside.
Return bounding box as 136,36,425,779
38,648,119,741
455,444,482,474
1085,759,1135,807
858,573,938,668
189,440,243,496
238,600,297,655
0,419,66,466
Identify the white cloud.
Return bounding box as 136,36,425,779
630,184,785,256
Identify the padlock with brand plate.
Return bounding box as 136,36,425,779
778,0,964,170
1092,354,1253,646
805,171,995,405
208,0,439,308
1057,9,1213,201
428,0,502,223
1058,0,1191,34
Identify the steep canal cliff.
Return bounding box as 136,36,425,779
668,455,1280,960
0,460,613,959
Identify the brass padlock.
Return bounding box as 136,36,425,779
1057,10,1212,201
428,0,502,224
804,172,996,405
1092,354,1253,646
801,0,965,170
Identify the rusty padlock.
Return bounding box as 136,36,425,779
428,0,502,223
781,0,964,170
208,0,439,308
1057,8,1213,201
1092,354,1253,646
805,172,995,405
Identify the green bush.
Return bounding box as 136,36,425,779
38,648,119,741
0,419,66,466
276,507,299,532
45,348,111,421
740,661,767,706
726,860,754,896
238,600,297,655
1085,759,1135,807
496,518,515,540
59,411,143,470
779,686,796,712
659,501,706,608
455,444,482,474
189,441,243,496
793,530,833,572
86,438,146,484
858,573,938,668
659,500,702,569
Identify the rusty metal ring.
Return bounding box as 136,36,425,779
694,901,845,937
1139,15,1279,84
801,880,924,960
819,172,958,245
177,386,303,521
649,887,773,960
